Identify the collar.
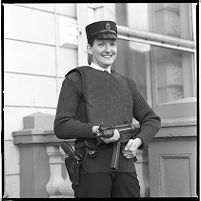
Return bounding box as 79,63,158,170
90,62,111,74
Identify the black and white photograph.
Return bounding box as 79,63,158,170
2,3,198,198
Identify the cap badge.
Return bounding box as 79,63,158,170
106,22,111,30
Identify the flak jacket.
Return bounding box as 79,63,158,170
54,66,161,174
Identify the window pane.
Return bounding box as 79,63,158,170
113,40,151,102
112,39,195,105
152,47,195,104
116,3,193,40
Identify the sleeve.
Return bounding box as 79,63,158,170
131,80,161,149
54,72,97,139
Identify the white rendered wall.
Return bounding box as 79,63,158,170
4,3,78,197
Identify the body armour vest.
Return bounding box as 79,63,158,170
67,66,136,173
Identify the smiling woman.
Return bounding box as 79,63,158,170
54,20,161,198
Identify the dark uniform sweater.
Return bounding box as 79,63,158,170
54,66,161,173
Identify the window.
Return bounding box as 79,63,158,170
117,3,193,40
113,40,151,103
114,3,196,119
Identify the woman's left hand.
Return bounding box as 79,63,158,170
122,138,142,159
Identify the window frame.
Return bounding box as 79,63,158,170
116,3,196,120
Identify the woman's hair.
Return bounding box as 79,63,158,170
87,39,94,65
88,53,92,65
88,39,94,47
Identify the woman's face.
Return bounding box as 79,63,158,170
87,39,117,68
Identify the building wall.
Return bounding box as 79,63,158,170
4,3,78,197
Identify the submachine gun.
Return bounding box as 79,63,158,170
94,122,139,170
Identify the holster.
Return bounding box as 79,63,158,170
64,157,81,186
62,139,98,186
61,141,83,186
